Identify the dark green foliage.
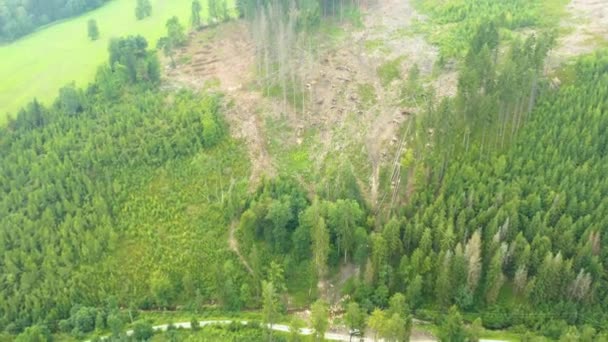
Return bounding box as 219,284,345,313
236,177,369,302
60,305,100,334
0,0,110,41
392,46,608,332
191,0,203,27
88,19,99,41
191,317,200,331
135,0,152,20
132,320,154,341
338,20,608,335
0,37,232,334
108,314,124,337
158,17,188,68
108,36,160,84
15,325,51,342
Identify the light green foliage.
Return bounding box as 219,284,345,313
439,306,467,342
132,320,154,341
151,270,176,308
15,325,51,342
157,15,186,67
208,0,229,23
400,63,426,106
385,313,408,341
356,83,377,107
192,0,203,27
412,0,568,58
366,306,411,341
311,300,329,341
191,317,200,331
327,199,364,263
153,324,268,341
559,327,580,342
108,314,124,337
468,318,483,342
0,40,250,330
344,302,366,336
308,204,330,279
289,317,305,342
167,16,187,46
262,281,279,328
367,309,386,341
109,35,161,84
377,57,403,86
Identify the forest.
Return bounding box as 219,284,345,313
228,45,608,341
1,0,607,341
0,34,246,339
0,0,110,41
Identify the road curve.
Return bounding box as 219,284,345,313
85,320,506,342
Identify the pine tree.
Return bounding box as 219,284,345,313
135,0,152,20
311,300,329,341
191,0,202,28
87,19,99,41
439,306,467,342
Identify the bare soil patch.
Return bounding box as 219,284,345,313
162,0,453,209
549,0,608,66
163,22,275,188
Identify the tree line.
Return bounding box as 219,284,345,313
0,0,110,41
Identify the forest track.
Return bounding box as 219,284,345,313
86,319,506,342
228,221,254,275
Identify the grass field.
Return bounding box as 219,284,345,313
0,0,206,124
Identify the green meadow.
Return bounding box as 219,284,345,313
0,0,202,123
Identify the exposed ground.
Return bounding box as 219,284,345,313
162,0,451,316
164,0,455,210
164,22,276,188
548,0,608,67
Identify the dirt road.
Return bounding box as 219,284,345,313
86,319,507,342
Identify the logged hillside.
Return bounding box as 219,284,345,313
1,0,608,340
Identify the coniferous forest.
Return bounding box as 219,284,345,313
1,0,608,341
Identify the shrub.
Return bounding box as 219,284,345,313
132,320,154,341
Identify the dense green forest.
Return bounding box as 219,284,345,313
0,34,253,339
0,0,110,41
1,0,608,341
231,23,608,341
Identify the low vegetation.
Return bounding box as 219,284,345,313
412,0,569,59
